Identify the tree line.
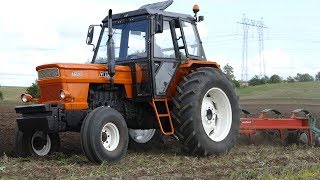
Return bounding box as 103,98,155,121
223,63,320,87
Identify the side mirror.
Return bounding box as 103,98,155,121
174,19,180,28
155,14,163,33
86,25,94,45
198,16,204,22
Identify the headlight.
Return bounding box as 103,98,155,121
21,94,32,103
60,90,71,100
60,90,66,100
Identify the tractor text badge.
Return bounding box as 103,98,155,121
100,71,110,78
72,71,84,77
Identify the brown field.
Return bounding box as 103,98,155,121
1,101,320,179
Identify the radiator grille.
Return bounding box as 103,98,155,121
38,68,60,79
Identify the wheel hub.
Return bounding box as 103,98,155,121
201,87,232,142
206,109,213,121
101,131,108,143
33,137,47,150
31,131,51,156
101,123,120,151
203,98,217,124
128,129,156,143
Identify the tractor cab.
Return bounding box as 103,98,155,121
86,0,206,99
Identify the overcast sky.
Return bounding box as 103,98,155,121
0,0,319,86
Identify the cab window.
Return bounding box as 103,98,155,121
154,21,176,58
182,21,204,58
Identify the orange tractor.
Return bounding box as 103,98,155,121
15,0,240,163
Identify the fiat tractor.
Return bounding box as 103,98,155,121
15,0,240,163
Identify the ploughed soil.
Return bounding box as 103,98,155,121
1,102,320,156
1,102,320,179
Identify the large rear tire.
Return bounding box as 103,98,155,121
80,107,128,164
15,128,60,157
172,67,240,156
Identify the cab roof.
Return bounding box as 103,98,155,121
102,1,194,23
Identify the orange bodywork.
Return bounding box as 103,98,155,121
35,60,219,111
36,63,140,110
166,60,220,98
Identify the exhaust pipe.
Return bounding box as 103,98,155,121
107,9,115,86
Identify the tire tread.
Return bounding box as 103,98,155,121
172,67,240,156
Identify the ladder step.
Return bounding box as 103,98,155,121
159,114,170,117
153,99,167,102
151,98,174,135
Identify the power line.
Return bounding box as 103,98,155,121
237,13,267,82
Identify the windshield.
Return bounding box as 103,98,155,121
94,20,148,63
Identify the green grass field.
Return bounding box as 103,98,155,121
0,86,26,104
237,82,320,105
237,82,320,99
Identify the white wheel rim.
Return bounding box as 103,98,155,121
101,122,120,151
128,129,156,143
31,131,51,156
201,87,232,142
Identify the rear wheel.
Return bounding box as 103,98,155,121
80,107,128,164
172,67,240,156
128,129,163,150
15,129,60,157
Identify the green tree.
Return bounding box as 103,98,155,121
269,74,282,84
223,64,235,81
294,73,314,82
286,76,295,83
26,80,40,98
315,72,320,81
248,75,261,86
260,75,269,84
248,75,269,86
223,64,240,87
232,80,240,88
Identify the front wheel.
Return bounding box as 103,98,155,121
172,67,240,156
80,107,128,164
15,129,60,157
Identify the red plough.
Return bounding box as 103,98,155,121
240,109,320,145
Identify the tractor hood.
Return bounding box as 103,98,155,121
34,63,134,108
36,63,107,71
36,63,132,84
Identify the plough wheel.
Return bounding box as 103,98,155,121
315,134,320,147
286,131,298,145
298,132,309,145
286,131,309,145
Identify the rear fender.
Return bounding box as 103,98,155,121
167,60,220,98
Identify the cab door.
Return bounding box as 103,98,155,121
151,19,181,98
